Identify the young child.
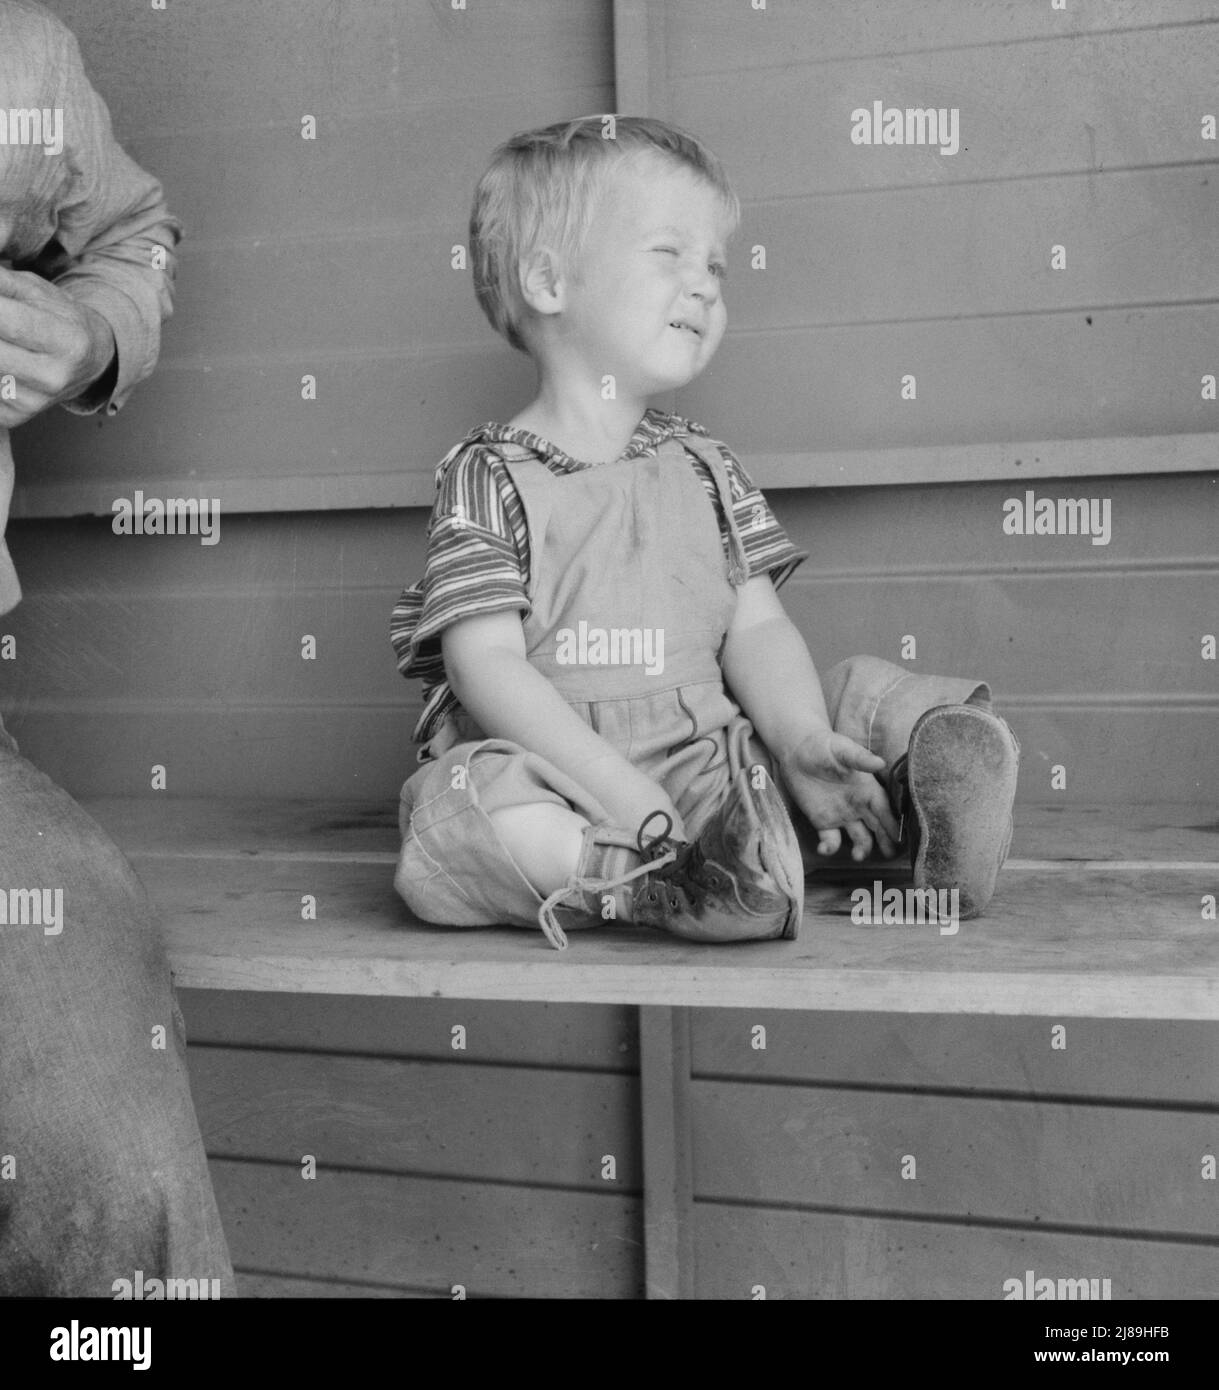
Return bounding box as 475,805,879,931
390,116,1019,951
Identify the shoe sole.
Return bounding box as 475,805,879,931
907,706,1019,920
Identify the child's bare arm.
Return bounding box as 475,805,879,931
721,576,900,860
442,611,687,838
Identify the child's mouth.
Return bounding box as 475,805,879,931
669,320,701,337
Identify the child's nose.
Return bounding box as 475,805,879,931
685,263,720,301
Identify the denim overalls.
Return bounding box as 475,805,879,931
395,430,988,930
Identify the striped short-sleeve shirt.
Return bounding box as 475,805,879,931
391,409,806,745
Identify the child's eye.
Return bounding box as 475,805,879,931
710,261,728,280
653,246,679,255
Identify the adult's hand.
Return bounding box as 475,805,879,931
0,266,116,428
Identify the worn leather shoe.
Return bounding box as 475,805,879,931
890,704,1019,919
630,765,804,942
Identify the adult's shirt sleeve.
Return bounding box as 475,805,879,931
714,440,808,590
26,14,183,415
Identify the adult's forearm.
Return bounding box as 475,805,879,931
51,14,183,414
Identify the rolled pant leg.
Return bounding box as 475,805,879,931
821,654,993,771
396,738,611,929
0,724,234,1297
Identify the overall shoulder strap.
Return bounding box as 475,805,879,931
495,452,555,607
672,430,750,588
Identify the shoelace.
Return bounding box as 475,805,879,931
889,753,910,844
535,810,684,951
633,827,714,916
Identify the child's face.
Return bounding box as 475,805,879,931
557,153,730,397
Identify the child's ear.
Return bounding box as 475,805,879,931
518,248,565,316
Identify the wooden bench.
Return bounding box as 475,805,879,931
87,797,1219,1019
84,797,1219,1298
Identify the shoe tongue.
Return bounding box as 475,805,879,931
886,756,911,818
736,835,765,875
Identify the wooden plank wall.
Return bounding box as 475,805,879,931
180,993,644,1297
173,991,1219,1298
1,0,1214,1297
688,1011,1219,1298
5,467,1214,803
11,0,605,512
665,0,1219,455
4,0,1214,803
10,0,1217,510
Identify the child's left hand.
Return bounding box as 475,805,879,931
779,727,902,862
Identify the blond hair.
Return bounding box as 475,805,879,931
470,115,739,352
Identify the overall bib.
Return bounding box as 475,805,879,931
394,432,993,932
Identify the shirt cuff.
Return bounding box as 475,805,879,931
765,551,808,591
57,279,155,417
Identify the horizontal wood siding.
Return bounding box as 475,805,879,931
686,1009,1218,1298
177,994,1219,1299
15,0,610,514
691,1010,1219,1104
179,991,640,1068
667,8,1219,456
191,1051,641,1188
209,1159,642,1299
180,992,643,1298
694,1206,1219,1300
13,1,1216,512
692,1081,1217,1234
6,468,1214,803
